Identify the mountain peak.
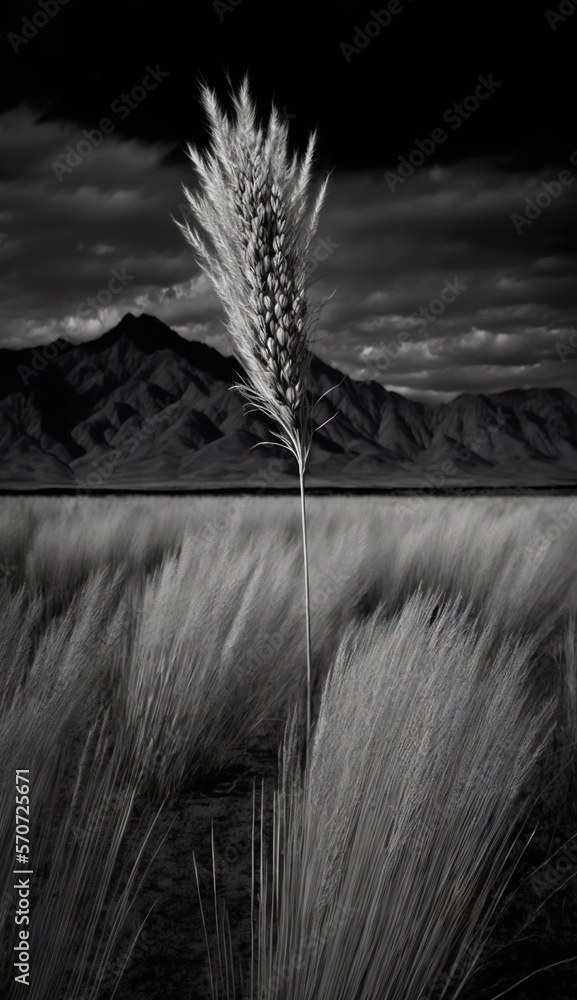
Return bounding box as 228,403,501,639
78,312,239,381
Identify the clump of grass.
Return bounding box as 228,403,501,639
0,567,166,1000
0,696,165,1000
22,498,184,608
548,614,577,818
255,591,553,1000
9,718,165,1000
111,534,320,800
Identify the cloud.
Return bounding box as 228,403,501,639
312,162,577,398
1,107,576,401
0,106,220,347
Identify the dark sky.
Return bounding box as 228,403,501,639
1,0,576,401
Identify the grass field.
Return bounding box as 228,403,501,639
1,494,576,1000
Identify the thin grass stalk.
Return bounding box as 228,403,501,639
298,462,312,739
194,853,216,1000
250,783,256,1000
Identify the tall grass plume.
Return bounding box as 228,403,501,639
175,76,330,740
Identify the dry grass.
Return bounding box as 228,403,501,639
257,591,553,1000
110,533,311,799
0,571,166,1000
0,494,576,997
17,718,165,1000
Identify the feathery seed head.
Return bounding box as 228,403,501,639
175,75,329,470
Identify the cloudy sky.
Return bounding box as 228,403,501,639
1,0,575,402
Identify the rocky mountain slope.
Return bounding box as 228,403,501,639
1,312,577,489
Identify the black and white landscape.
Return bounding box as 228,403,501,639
1,3,576,1000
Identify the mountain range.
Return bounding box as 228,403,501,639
1,312,577,490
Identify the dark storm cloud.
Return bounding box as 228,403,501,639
1,107,576,401
0,106,217,347
313,163,577,398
